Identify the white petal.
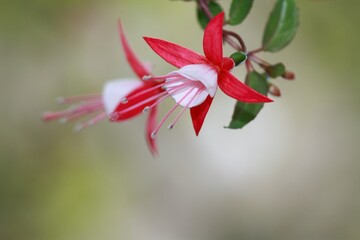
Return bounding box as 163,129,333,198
102,79,142,114
164,64,218,108
170,64,218,97
166,78,209,108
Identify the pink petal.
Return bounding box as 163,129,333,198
118,20,150,79
146,106,158,156
218,71,273,103
144,37,208,68
203,12,224,66
190,96,213,136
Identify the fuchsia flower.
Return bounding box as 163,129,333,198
43,13,272,154
141,12,272,135
42,21,162,154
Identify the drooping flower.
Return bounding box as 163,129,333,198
143,12,272,136
42,21,162,155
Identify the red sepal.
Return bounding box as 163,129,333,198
222,57,235,71
203,12,224,66
218,71,272,103
190,96,213,136
144,37,208,68
118,20,150,79
113,84,162,120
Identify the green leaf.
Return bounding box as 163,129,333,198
227,72,269,129
228,0,253,25
262,0,299,52
197,0,223,29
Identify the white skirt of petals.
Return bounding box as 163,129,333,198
165,64,218,108
102,79,142,114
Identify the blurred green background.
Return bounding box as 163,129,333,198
1,0,360,239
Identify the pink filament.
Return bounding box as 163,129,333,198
151,81,204,138
43,101,103,122
75,112,107,131
43,95,107,131
57,94,101,104
115,74,190,117
168,85,204,129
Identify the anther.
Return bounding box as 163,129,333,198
167,124,174,130
143,106,150,113
109,112,120,121
142,75,152,80
74,124,83,132
58,118,68,124
57,97,65,104
151,131,157,139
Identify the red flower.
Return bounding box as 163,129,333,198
143,12,272,135
42,21,162,155
109,20,163,155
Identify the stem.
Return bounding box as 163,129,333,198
248,53,270,67
245,59,254,73
223,35,241,51
249,47,264,54
198,0,213,19
223,29,247,52
197,0,247,53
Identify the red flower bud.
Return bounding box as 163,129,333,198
282,71,295,80
269,83,281,97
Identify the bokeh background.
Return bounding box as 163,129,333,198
1,0,360,239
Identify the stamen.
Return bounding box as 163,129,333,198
109,112,120,121
127,75,186,104
58,118,68,124
151,131,157,139
151,81,200,137
121,98,128,104
143,106,150,113
161,77,194,93
167,108,186,131
151,81,196,110
142,75,152,80
62,101,103,120
143,75,174,82
147,93,171,109
165,80,199,95
74,124,84,132
57,94,101,104
58,105,102,123
168,85,204,130
143,73,184,82
151,101,180,136
42,111,70,121
125,82,167,101
42,100,103,122
75,112,107,131
114,80,195,119
117,91,168,116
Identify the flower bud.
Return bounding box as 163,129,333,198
264,63,285,78
269,83,281,97
282,70,295,80
230,51,247,66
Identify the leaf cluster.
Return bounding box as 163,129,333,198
194,0,299,128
